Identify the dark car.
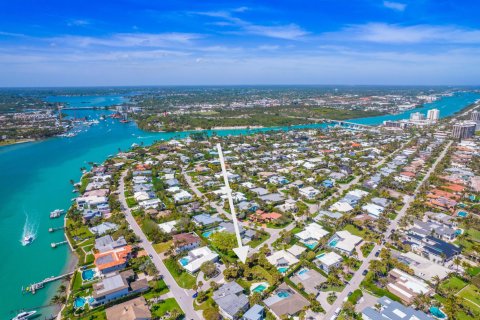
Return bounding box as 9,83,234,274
192,292,198,298
362,270,368,276
375,251,380,257
149,254,153,259
347,291,353,297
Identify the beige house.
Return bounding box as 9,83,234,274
105,296,151,320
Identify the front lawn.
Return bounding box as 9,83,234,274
143,279,169,300
440,276,468,292
151,298,183,319
153,241,172,253
164,258,196,289
248,232,271,248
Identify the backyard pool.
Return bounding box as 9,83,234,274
202,227,224,238
278,267,289,273
179,257,191,266
298,268,309,275
277,290,291,298
304,241,318,249
252,284,267,293
430,306,447,319
81,268,96,281
74,297,86,309
328,239,339,247
316,253,326,259
457,211,468,217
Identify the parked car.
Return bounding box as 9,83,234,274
362,270,368,276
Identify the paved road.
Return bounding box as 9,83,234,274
322,140,453,319
119,171,201,320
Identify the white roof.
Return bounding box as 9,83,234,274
267,250,299,267
317,251,343,267
287,244,307,257
330,202,354,212
183,247,219,273
296,223,329,241
362,203,384,217
158,220,177,233
348,189,369,198
334,230,363,253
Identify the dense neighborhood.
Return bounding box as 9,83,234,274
56,106,480,320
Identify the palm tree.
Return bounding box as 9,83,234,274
453,257,462,272
431,275,441,291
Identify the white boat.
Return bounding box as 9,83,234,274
49,209,65,219
12,310,37,319
23,235,33,245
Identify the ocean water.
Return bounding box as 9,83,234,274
0,92,478,318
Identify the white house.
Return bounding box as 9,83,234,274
173,190,193,203
180,246,220,274
295,223,329,248
315,251,343,273
267,250,299,269
362,203,385,219
328,230,363,255
329,201,354,212
299,186,321,200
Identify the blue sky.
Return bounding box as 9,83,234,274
0,0,479,86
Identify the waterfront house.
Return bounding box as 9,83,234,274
89,222,118,236
95,235,128,253
213,281,249,320
94,245,132,274
92,270,149,306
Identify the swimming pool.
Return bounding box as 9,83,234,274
179,257,191,266
81,268,96,281
74,297,86,309
316,253,326,259
252,284,267,293
202,227,224,238
298,268,309,275
430,306,447,319
278,267,289,273
329,239,339,247
277,290,291,298
457,211,468,217
304,241,318,249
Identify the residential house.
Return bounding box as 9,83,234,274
263,283,310,318
94,245,132,274
315,251,343,274
105,296,151,320
242,304,265,320
179,246,219,274
328,230,363,255
92,270,149,306
362,296,432,320
173,233,201,253
213,281,249,320
386,268,433,304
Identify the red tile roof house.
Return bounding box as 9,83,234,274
173,233,201,253
249,210,282,223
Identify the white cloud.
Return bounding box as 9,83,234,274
324,23,480,44
383,1,407,12
67,19,91,27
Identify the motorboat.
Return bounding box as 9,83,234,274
12,310,37,319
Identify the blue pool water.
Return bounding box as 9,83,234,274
329,239,339,247
74,297,86,309
252,284,267,293
278,267,289,273
316,253,326,259
277,290,291,298
179,257,190,266
298,268,309,275
430,306,446,319
457,211,468,217
202,230,214,238
81,269,95,281
304,242,318,249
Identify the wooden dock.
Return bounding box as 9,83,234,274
48,226,64,233
24,271,75,294
51,240,68,248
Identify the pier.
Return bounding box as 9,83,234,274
48,226,64,233
51,240,68,248
24,271,74,294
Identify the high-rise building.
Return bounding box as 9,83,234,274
410,112,425,121
452,122,476,140
427,109,440,122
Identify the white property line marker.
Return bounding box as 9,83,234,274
216,143,250,263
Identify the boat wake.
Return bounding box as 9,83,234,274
20,213,38,246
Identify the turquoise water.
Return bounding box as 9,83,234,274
329,239,339,247
316,253,326,259
45,95,128,107
74,297,86,309
430,306,447,318
304,241,318,249
81,269,95,281
278,267,289,273
0,91,478,318
298,268,309,275
458,211,468,217
252,284,267,293
179,257,191,266
277,290,290,298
